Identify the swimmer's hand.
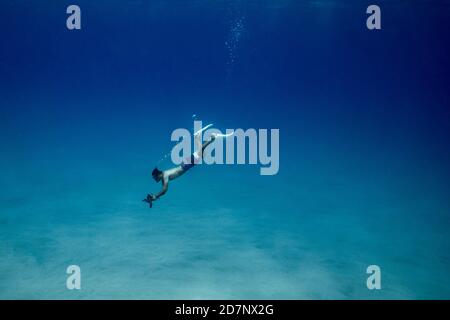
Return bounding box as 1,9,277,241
142,194,155,208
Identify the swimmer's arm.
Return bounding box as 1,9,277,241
153,177,168,200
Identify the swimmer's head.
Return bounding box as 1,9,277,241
152,167,163,182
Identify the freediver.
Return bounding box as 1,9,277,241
143,132,217,207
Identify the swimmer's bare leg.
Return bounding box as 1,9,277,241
194,133,203,158
194,132,216,159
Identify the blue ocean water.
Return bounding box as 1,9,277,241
1,1,449,299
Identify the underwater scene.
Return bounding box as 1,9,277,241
0,1,449,299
